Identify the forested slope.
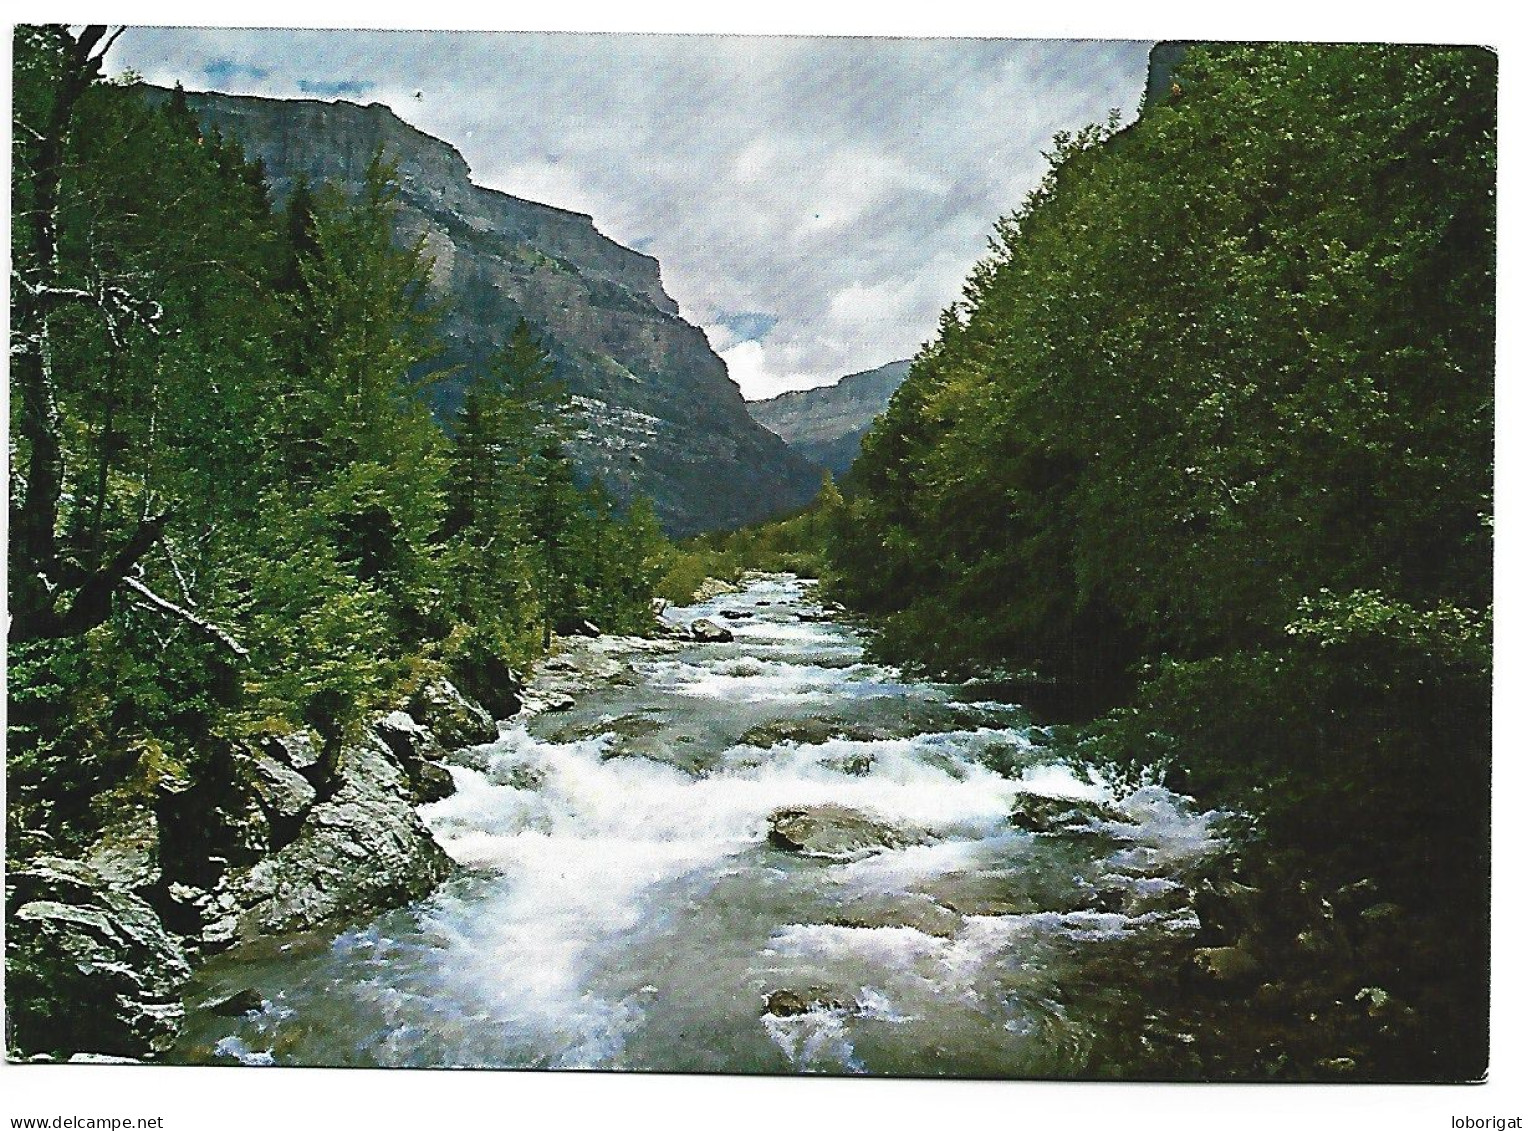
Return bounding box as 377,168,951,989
8,25,665,871
828,43,1494,1075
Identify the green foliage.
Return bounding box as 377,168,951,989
657,474,843,603
829,44,1493,904
8,30,670,862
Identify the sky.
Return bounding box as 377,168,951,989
105,29,1151,399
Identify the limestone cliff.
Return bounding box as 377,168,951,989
146,87,820,535
747,359,912,479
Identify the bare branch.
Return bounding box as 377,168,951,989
92,26,126,62
159,537,198,608
123,576,249,659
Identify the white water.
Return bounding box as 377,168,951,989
175,575,1222,1075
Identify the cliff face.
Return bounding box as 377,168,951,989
153,88,819,536
747,359,912,479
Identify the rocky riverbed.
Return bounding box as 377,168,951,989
11,574,1432,1076
164,575,1244,1075
6,678,495,1060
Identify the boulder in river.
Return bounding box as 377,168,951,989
767,804,928,859
218,737,456,940
207,988,266,1017
690,618,734,643
763,988,848,1017
6,857,193,1059
651,618,691,640
1008,791,1126,835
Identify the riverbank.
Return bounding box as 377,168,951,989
6,676,501,1061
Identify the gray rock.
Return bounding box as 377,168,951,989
411,760,457,804
374,711,457,803
7,857,192,1059
375,710,444,764
220,738,455,939
762,988,847,1017
84,806,161,892
207,989,265,1017
689,619,734,643
260,730,320,772
236,747,317,821
408,678,499,748
766,804,927,860
1008,792,1125,835
692,578,742,601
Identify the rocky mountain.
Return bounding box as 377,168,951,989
148,87,819,536
747,359,912,479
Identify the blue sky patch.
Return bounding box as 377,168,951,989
298,78,375,97
718,311,778,343
202,58,270,85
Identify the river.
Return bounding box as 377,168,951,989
172,574,1225,1076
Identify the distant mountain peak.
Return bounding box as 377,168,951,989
747,359,913,479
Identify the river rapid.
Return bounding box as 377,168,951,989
173,574,1227,1076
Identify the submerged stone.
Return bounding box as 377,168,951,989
207,988,265,1017
1008,791,1125,834
762,988,847,1017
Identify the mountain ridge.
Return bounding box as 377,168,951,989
747,358,913,478
145,85,819,535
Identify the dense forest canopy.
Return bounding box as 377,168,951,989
8,25,666,860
